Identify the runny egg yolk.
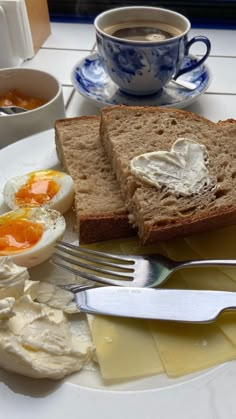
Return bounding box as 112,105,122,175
15,170,60,207
0,212,43,254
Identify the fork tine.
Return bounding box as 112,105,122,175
51,259,133,287
55,243,134,271
60,283,97,293
57,241,135,264
53,251,134,279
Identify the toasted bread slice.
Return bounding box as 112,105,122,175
55,116,134,244
100,106,236,244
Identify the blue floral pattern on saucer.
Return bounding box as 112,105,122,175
71,52,212,109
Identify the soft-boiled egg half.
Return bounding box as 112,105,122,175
0,207,65,268
3,169,74,214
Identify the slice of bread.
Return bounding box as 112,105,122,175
100,106,236,244
54,116,134,244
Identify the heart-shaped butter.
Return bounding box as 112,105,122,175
130,138,212,196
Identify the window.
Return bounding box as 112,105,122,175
48,0,236,28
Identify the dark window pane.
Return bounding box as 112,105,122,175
48,1,236,28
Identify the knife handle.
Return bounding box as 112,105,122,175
155,289,236,322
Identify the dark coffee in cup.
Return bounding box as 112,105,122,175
103,20,182,42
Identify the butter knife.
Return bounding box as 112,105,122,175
75,287,236,323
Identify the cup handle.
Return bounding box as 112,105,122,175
174,36,211,79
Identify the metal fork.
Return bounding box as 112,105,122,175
52,240,236,290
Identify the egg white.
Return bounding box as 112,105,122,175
0,207,66,268
3,170,74,214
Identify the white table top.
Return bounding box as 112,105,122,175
21,22,236,122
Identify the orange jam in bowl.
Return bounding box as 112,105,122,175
0,89,47,111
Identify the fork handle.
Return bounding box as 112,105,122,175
177,259,236,270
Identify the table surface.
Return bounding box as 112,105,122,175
20,22,236,122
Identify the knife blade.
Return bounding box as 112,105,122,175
75,286,236,323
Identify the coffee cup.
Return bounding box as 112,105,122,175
94,6,211,96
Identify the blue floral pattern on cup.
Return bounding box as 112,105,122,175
96,32,189,95
71,52,212,109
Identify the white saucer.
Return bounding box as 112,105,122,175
71,52,212,109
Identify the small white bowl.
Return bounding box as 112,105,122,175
0,68,66,148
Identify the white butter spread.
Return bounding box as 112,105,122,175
0,297,15,320
0,257,93,379
24,279,39,300
0,256,29,299
36,282,77,313
130,138,211,196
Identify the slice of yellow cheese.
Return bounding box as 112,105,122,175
86,236,167,257
87,238,166,381
185,226,236,283
149,320,236,377
91,316,164,381
164,236,236,291
120,237,166,256
185,226,236,259
218,312,236,346
150,237,236,377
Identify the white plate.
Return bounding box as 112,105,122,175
0,130,235,419
71,52,212,109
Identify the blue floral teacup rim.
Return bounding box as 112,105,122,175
94,6,191,45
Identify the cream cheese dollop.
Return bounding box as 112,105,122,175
0,295,92,379
0,296,91,379
0,256,29,299
36,282,77,313
130,138,212,196
0,256,93,379
0,297,15,320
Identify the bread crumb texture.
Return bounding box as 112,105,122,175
55,117,126,215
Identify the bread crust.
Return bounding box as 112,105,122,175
144,206,236,244
101,105,216,125
79,214,134,244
